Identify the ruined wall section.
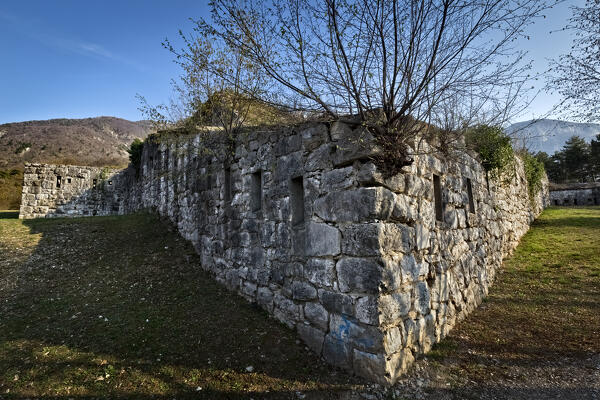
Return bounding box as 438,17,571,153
18,123,549,384
550,187,600,206
19,164,127,219
369,141,549,382
121,123,548,384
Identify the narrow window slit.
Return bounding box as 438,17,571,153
224,167,232,204
466,178,475,214
290,176,305,226
433,174,443,222
251,171,262,212
56,176,62,188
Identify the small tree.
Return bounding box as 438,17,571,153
549,0,600,122
127,138,144,173
137,22,278,161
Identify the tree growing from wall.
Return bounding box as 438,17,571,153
198,0,559,170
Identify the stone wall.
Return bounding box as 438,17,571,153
19,122,549,384
19,164,126,219
550,187,600,206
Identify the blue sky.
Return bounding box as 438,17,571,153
0,1,584,124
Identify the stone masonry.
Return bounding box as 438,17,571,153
550,186,600,206
19,122,549,384
20,165,123,218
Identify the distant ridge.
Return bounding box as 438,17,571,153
0,116,153,169
507,119,600,154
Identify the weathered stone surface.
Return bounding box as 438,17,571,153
292,280,318,301
329,314,383,353
337,257,382,294
355,296,379,325
314,187,395,222
297,323,325,354
353,350,387,384
305,222,341,256
379,292,411,324
341,223,381,256
304,302,329,330
322,334,353,369
322,167,355,191
304,258,335,288
320,290,355,316
383,326,404,354
20,121,550,386
414,282,431,316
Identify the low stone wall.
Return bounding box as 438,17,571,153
19,164,126,219
19,122,549,384
550,187,600,206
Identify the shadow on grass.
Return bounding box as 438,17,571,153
0,210,19,219
0,213,360,399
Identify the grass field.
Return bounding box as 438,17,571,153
0,212,362,399
0,207,598,399
420,206,600,399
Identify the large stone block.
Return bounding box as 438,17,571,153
355,296,379,325
297,323,325,355
379,291,412,325
329,314,383,353
304,302,329,330
322,334,353,369
314,187,395,223
304,258,335,288
305,222,341,256
319,290,355,316
353,350,387,384
292,280,318,301
337,257,382,294
341,223,381,257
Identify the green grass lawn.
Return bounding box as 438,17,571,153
0,212,361,399
425,206,600,397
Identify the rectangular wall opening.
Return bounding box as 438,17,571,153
290,176,305,226
93,179,97,188
56,176,61,188
433,174,443,222
466,178,475,214
251,171,262,212
224,167,232,204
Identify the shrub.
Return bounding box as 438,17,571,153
465,125,515,179
522,152,546,199
127,139,144,173
14,142,32,154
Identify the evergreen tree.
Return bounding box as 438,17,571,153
562,135,591,182
590,134,600,181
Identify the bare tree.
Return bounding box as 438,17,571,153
200,0,559,169
549,0,600,123
137,22,273,160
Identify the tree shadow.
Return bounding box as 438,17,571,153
0,214,361,399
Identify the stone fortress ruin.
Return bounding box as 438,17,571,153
19,121,549,384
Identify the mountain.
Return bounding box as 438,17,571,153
0,116,153,169
507,119,600,155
